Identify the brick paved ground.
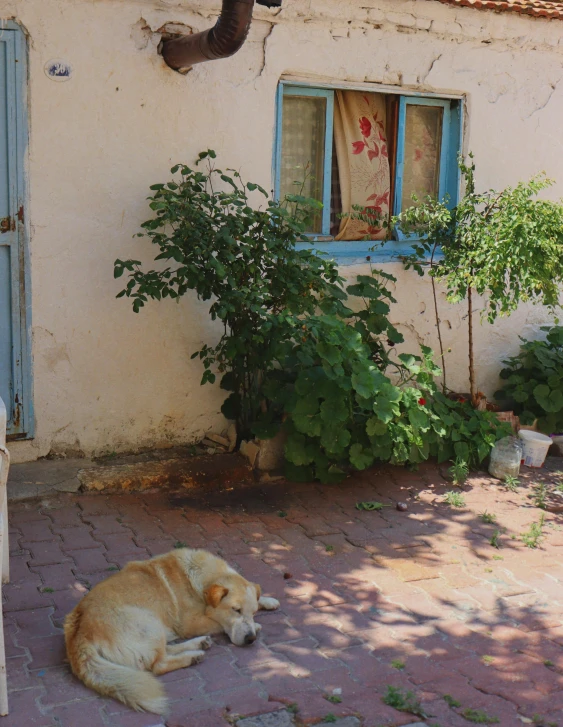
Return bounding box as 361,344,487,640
4,460,563,726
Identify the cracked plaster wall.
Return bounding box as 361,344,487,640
4,0,563,462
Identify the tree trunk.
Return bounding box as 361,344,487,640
468,286,476,402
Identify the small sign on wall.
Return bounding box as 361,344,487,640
44,59,73,81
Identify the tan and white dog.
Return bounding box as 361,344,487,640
64,548,280,714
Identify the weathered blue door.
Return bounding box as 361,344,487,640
0,27,30,439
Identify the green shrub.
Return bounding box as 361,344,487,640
114,151,346,441
116,151,510,483
263,298,508,482
494,325,563,433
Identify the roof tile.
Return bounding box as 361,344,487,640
434,0,563,20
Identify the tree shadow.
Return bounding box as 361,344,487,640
160,458,563,726
4,457,563,727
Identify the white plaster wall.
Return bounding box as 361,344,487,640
4,0,562,462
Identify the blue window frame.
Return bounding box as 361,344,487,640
274,82,463,264
274,86,334,237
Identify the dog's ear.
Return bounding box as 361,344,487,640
254,583,262,601
204,584,229,608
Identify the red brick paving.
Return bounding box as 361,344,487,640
4,461,563,726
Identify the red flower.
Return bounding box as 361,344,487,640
381,144,388,158
418,398,426,406
352,141,366,154
367,147,380,161
414,148,423,162
359,116,372,138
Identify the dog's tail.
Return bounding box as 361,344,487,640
64,610,167,715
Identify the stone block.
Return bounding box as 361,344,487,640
236,710,294,727
240,440,261,468
204,432,230,448
256,431,287,472
386,11,416,27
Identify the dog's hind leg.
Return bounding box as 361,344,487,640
167,636,212,654
152,650,205,676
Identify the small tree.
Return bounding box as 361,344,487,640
400,155,563,401
114,151,347,441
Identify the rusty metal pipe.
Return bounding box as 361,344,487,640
161,0,256,74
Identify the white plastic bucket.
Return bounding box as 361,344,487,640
518,430,552,468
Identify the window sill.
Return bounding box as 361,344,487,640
295,239,425,266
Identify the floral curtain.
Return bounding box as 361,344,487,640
333,91,391,241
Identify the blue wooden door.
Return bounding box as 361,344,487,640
0,27,30,439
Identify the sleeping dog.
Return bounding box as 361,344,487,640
64,547,279,714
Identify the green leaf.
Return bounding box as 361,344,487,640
373,398,397,424
454,441,470,462
366,417,388,437
293,413,323,437
513,389,529,403
316,341,342,366
320,424,351,454
351,370,387,398
408,408,430,431
320,395,349,422
201,369,216,385
380,383,402,403
356,501,385,511
294,394,320,417
477,440,491,462
386,326,404,344
534,384,563,413
295,368,332,398
349,444,374,470
285,434,315,466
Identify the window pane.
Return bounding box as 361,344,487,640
401,105,443,211
280,95,326,233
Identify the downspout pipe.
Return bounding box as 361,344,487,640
162,0,274,74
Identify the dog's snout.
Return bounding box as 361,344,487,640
244,633,257,645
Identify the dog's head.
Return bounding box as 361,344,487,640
204,575,261,646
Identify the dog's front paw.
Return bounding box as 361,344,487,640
198,635,213,650
259,596,280,611
189,650,206,666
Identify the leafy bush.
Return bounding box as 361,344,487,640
115,151,509,482
494,325,563,433
261,275,508,482
114,151,346,440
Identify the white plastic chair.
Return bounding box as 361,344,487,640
0,396,10,715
